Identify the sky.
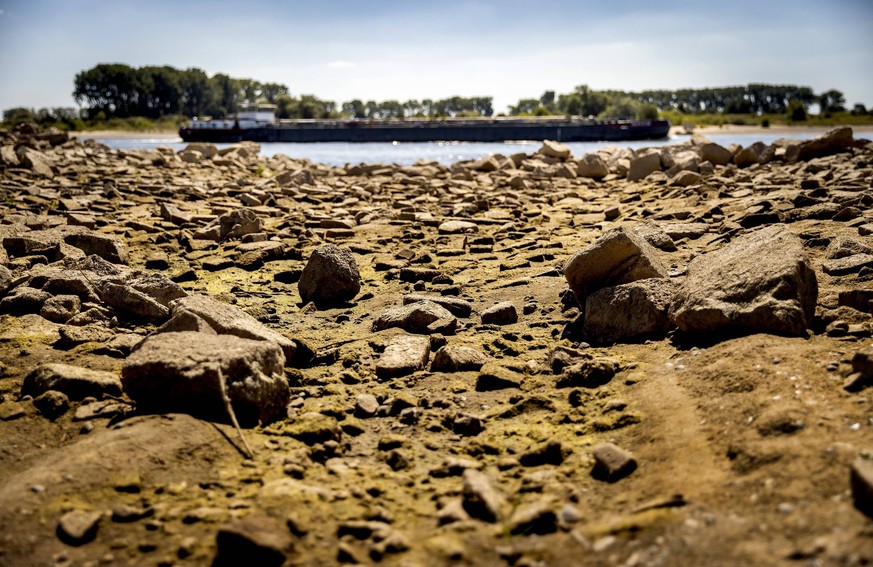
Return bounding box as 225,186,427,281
0,0,871,115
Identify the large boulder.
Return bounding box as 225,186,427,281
563,226,667,304
167,294,295,360
297,245,361,308
584,278,677,344
670,225,817,337
122,331,289,425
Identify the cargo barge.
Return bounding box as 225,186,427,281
179,103,671,144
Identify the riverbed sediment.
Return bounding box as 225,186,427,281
0,124,871,566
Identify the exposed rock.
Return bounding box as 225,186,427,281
194,209,262,241
563,226,667,303
122,331,289,425
462,469,507,522
507,503,558,535
403,294,473,317
279,412,341,444
670,225,817,337
632,221,677,252
39,294,81,323
670,170,702,187
556,358,619,388
168,294,295,360
214,515,292,567
699,142,733,166
822,254,873,276
627,152,661,182
374,300,457,335
539,139,572,159
480,301,518,325
431,345,489,372
576,153,609,179
787,127,854,162
475,362,523,391
297,244,361,308
376,334,431,379
583,278,677,344
438,220,479,235
63,232,128,264
100,282,169,322
57,510,101,546
22,363,122,401
734,142,769,167
851,458,873,518
32,390,70,419
591,443,637,482
825,237,872,260
0,265,13,296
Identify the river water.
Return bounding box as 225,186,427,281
93,131,855,168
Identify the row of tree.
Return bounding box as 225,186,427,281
3,63,868,128
507,84,858,118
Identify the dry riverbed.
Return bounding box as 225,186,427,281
0,123,871,566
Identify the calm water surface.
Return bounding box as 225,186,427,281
94,131,844,168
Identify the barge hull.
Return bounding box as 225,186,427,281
180,120,670,144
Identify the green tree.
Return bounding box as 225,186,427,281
178,68,216,117
787,99,807,121
818,89,846,113
599,97,638,120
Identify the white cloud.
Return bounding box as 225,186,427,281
326,60,356,69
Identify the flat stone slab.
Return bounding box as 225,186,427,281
376,334,431,379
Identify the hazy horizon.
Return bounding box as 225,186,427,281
1,0,871,115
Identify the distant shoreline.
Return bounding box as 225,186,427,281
70,130,180,140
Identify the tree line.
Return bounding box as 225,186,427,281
2,63,869,129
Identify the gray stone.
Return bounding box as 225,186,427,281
591,443,637,482
480,301,518,325
122,331,289,425
852,458,873,518
214,515,292,567
627,152,661,182
63,232,128,264
670,225,817,337
22,363,122,401
126,272,187,307
155,310,217,334
297,245,361,308
57,510,101,545
584,279,677,344
576,153,609,179
374,300,457,335
403,294,472,317
168,294,295,360
563,226,667,303
376,334,430,379
17,147,54,178
462,469,507,523
438,220,479,235
431,345,489,372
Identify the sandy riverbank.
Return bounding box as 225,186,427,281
671,123,873,137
